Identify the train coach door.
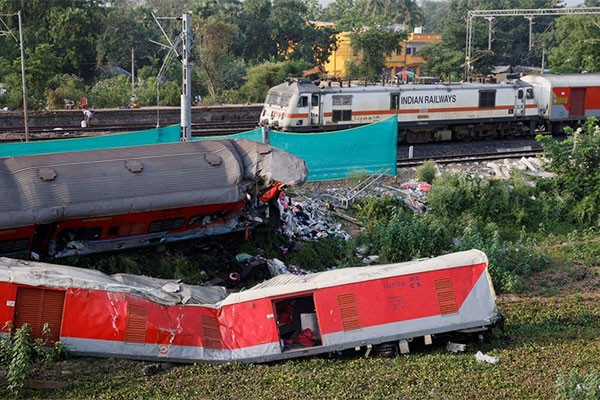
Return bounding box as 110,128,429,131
310,94,320,126
515,89,525,117
273,294,323,352
570,88,586,117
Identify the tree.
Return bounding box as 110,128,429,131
238,60,310,103
269,0,311,57
349,26,405,82
96,6,160,71
322,0,363,31
46,5,102,78
419,0,560,79
235,0,277,62
421,0,449,34
194,16,240,98
548,15,600,73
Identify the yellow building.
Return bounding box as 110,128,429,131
322,29,442,79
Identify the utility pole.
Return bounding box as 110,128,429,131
17,11,28,142
130,47,135,95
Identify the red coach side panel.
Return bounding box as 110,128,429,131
314,263,487,335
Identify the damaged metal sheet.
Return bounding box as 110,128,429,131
0,250,502,364
0,139,307,257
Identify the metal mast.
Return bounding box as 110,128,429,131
465,7,600,80
150,12,192,141
180,13,192,142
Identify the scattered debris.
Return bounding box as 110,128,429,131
277,193,352,243
475,351,499,364
447,342,467,353
320,168,391,209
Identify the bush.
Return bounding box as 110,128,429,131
356,197,451,263
538,117,600,226
44,74,86,109
0,322,68,396
556,368,600,400
414,160,437,184
453,221,547,293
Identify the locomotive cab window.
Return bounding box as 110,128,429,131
518,90,524,99
390,94,400,109
297,96,308,108
479,90,496,108
526,88,534,99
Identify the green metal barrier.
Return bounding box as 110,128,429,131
196,117,398,181
0,124,181,158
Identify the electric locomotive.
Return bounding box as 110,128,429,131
261,74,600,142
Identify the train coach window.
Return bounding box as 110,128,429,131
148,217,185,233
526,88,534,99
297,96,309,108
479,90,496,108
518,90,524,100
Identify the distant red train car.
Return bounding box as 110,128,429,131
0,139,307,258
521,74,600,133
0,250,502,363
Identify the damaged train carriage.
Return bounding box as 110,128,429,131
0,250,502,363
0,139,307,258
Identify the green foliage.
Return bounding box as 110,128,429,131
414,160,437,184
356,197,451,263
556,368,600,400
349,26,406,82
427,173,546,232
237,60,311,103
549,15,600,73
419,42,464,82
44,74,86,109
0,322,68,396
537,117,600,225
88,75,131,108
453,222,547,293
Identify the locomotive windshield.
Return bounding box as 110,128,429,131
266,92,292,107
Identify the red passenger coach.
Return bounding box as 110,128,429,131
0,250,502,363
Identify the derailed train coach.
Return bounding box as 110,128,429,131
0,139,307,258
260,73,600,142
0,249,502,363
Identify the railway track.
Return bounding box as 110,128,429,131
397,148,543,168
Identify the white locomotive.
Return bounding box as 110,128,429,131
260,74,600,142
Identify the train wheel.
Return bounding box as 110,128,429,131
373,342,397,357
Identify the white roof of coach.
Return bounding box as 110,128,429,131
521,73,600,87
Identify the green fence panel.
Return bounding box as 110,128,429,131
0,124,181,158
270,117,398,181
193,128,263,142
